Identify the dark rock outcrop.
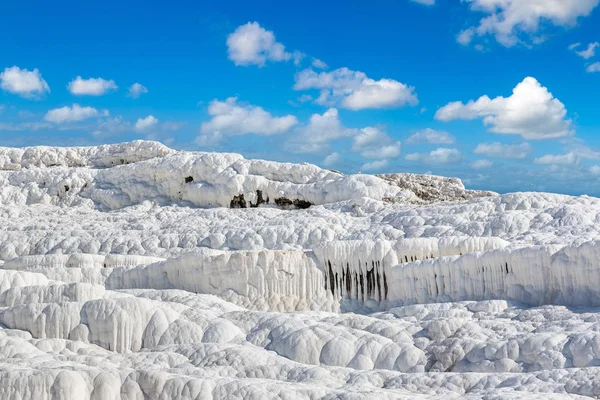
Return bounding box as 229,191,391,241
230,194,247,208
250,190,269,208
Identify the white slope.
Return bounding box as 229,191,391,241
1,141,600,398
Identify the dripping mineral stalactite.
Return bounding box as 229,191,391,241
345,263,351,298
383,268,388,300
328,260,335,296
376,263,382,301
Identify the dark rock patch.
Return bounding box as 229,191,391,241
230,194,247,208
274,197,312,209
185,176,194,183
293,199,312,209
250,190,269,208
274,197,293,207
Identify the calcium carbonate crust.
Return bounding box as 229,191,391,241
1,141,600,399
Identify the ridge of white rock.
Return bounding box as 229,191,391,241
378,173,497,202
0,140,174,170
2,141,600,398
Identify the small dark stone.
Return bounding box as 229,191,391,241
274,197,312,209
230,194,247,208
185,176,194,183
275,197,294,207
64,185,70,192
293,199,312,209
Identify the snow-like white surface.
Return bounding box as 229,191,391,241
3,141,600,398
378,172,496,202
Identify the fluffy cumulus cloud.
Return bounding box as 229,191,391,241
405,128,455,145
352,127,401,159
68,76,118,96
128,83,148,98
534,152,579,165
44,104,107,123
435,77,572,140
294,67,418,110
198,97,298,145
532,141,600,166
361,159,389,171
323,152,341,167
471,159,494,169
226,22,291,66
135,115,159,132
405,148,463,164
458,0,599,47
473,142,533,159
285,108,355,153
587,62,600,73
0,66,50,98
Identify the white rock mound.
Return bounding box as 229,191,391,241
1,141,600,399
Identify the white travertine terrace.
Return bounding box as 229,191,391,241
2,141,600,398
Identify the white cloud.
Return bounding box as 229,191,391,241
292,51,305,66
128,83,148,98
0,122,54,131
471,159,494,169
459,0,599,47
361,160,389,171
226,22,291,66
410,0,435,5
590,165,600,175
534,152,579,165
312,58,328,69
135,115,159,132
285,108,355,153
473,142,533,159
405,148,463,164
0,66,50,98
68,76,118,96
574,42,600,59
352,127,401,159
569,42,581,50
435,77,572,140
323,152,341,167
532,141,600,166
457,29,475,45
44,104,107,123
294,67,418,110
587,62,600,73
405,128,455,145
199,97,298,145
92,116,181,139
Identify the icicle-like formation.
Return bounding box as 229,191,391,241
379,240,600,307
313,237,509,305
110,248,336,312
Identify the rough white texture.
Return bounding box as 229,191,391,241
378,172,496,202
3,141,600,398
0,140,174,170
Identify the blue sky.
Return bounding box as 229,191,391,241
2,0,600,195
